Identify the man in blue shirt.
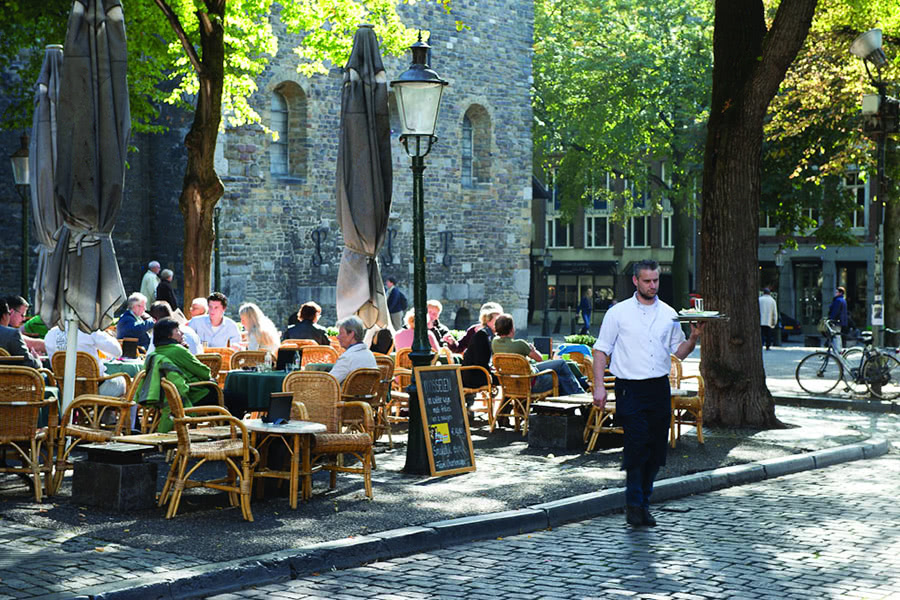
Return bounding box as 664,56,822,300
116,293,155,349
828,286,849,350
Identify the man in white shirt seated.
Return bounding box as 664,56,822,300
187,291,241,348
146,301,202,354
44,323,128,397
329,315,377,384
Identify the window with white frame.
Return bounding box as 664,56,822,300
461,116,473,188
270,91,289,176
844,172,868,231
269,81,308,180
759,210,776,234
461,105,491,188
625,180,649,248
585,172,613,248
661,198,674,248
546,216,573,248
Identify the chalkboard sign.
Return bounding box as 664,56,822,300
414,365,476,477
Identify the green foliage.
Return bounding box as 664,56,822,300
533,0,713,221
762,0,900,245
564,334,596,346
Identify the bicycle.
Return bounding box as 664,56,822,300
794,320,900,400
841,327,900,370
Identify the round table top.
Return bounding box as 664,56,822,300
242,418,326,434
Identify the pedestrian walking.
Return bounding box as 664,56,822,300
758,287,777,350
591,259,702,527
828,286,849,350
141,260,161,303
579,287,592,335
385,276,407,331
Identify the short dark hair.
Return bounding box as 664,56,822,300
7,296,27,311
148,301,173,321
494,313,515,337
386,276,397,285
298,302,321,321
633,259,659,277
0,299,8,316
207,291,228,308
153,318,181,345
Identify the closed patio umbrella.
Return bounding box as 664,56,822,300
39,0,130,411
335,25,393,329
29,44,65,311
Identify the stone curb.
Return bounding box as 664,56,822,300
60,438,891,600
773,393,900,414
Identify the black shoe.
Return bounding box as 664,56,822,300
625,505,644,527
641,507,657,527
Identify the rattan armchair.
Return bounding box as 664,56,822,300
460,365,495,427
157,379,258,521
52,393,133,494
669,355,705,447
301,344,339,368
203,347,236,370
0,347,9,356
491,353,558,436
373,354,396,446
340,368,382,468
584,367,622,453
282,371,373,499
566,351,593,389
279,339,318,349
195,353,222,382
231,350,268,370
0,366,55,502
50,351,132,398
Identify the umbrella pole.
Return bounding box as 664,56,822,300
62,309,79,414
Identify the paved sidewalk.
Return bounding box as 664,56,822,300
220,454,900,600
2,345,899,599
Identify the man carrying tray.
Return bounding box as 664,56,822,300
591,259,702,528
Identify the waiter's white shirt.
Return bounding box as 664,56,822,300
45,326,122,376
593,293,685,380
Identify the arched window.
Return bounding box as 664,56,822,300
270,82,308,181
270,91,289,176
461,105,491,188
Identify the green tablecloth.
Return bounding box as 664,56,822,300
103,359,144,378
224,370,289,410
305,363,334,373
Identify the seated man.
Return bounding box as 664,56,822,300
188,291,241,348
329,315,377,384
146,301,202,355
137,318,218,433
116,292,155,348
45,320,127,396
5,295,45,355
491,313,588,396
284,301,330,345
0,299,41,369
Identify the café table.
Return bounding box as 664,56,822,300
223,370,291,410
243,418,327,508
104,358,144,378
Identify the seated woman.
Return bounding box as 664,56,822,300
393,309,440,352
137,318,218,433
239,302,281,354
460,302,503,389
284,301,330,345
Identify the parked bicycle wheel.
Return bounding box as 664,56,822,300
841,346,864,367
839,347,870,395
863,354,900,400
795,352,843,395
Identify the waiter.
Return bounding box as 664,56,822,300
592,259,702,527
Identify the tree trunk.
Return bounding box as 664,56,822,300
178,4,226,312
672,203,692,311
700,0,817,427
883,139,900,346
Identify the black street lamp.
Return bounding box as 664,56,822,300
850,28,898,347
9,133,30,300
542,250,553,336
391,33,448,474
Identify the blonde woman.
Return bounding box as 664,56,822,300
393,308,440,351
238,303,281,354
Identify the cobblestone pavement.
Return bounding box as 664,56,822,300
0,520,210,600
210,454,900,600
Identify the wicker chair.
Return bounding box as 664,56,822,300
584,368,622,453
231,350,268,370
195,353,222,381
282,371,373,499
279,339,318,349
204,347,236,370
566,351,593,389
301,345,338,368
373,354,396,445
0,366,55,502
329,336,345,357
52,393,133,494
0,347,9,356
460,365,495,427
669,355,705,447
491,353,558,436
118,337,145,359
339,368,382,468
51,351,132,398
157,379,258,521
